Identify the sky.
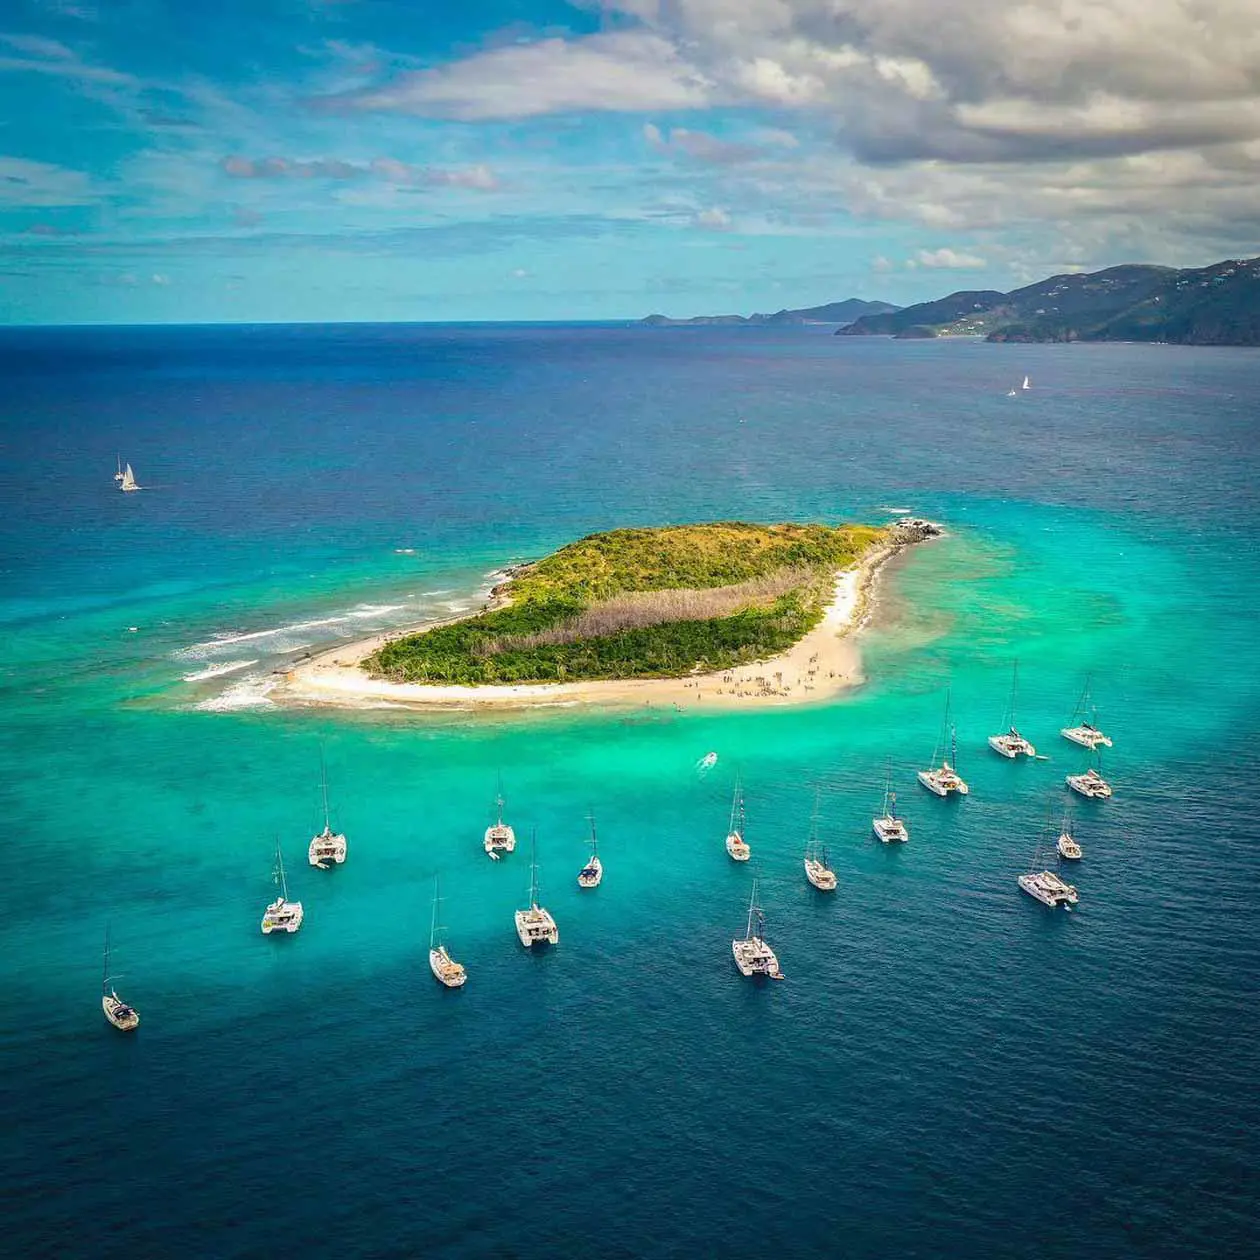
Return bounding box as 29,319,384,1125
1,0,1258,324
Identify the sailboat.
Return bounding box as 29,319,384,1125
101,925,139,1032
119,462,141,492
1019,816,1078,907
428,875,467,988
1067,749,1113,799
577,811,603,888
1007,387,1018,397
918,691,970,797
483,779,516,860
1056,805,1083,860
1022,375,1031,391
260,840,304,934
113,454,124,482
308,748,348,868
725,777,751,861
514,830,558,948
872,760,909,843
803,790,837,890
1061,675,1113,749
988,660,1036,758
731,879,784,979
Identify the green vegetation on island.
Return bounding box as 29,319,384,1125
837,256,1260,345
368,522,888,685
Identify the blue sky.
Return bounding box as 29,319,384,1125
1,0,1256,323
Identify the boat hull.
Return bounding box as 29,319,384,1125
577,856,603,888
1061,726,1113,750
988,734,1036,758
261,899,304,934
731,938,782,979
515,908,558,948
803,858,837,890
918,769,968,797
484,824,517,858
1066,773,1112,799
102,994,139,1031
1018,871,1078,908
872,817,909,843
1057,835,1083,860
429,947,467,988
725,831,751,861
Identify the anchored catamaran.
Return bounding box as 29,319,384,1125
873,760,909,842
577,811,603,888
261,840,304,934
515,831,558,948
308,748,347,868
1067,754,1113,799
1061,675,1114,750
803,791,836,890
484,780,517,860
918,691,970,797
725,777,751,861
428,875,467,988
101,925,139,1032
988,661,1036,758
731,879,784,979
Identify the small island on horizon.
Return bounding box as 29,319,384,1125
278,519,941,712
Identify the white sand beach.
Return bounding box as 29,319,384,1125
274,538,906,714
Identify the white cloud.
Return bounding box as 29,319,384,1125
222,154,498,190
913,247,987,269
692,206,732,230
326,32,715,120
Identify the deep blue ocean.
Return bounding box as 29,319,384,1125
1,324,1257,1258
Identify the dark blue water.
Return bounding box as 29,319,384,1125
1,325,1257,1258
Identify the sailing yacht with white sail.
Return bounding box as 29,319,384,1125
119,462,141,492
428,875,467,988
1022,375,1031,391
988,661,1036,758
918,691,969,797
483,781,516,860
308,749,347,868
803,791,836,890
114,454,124,482
101,926,139,1032
515,831,558,948
1061,675,1113,749
725,778,751,861
731,880,784,979
872,761,909,843
577,812,603,888
261,840,304,934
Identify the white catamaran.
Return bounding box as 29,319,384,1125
873,760,909,843
1067,753,1113,799
484,781,517,860
577,811,603,888
918,691,970,797
514,831,559,948
731,879,784,979
261,840,304,934
101,925,139,1032
988,660,1036,759
803,791,837,890
725,777,751,861
428,875,467,988
308,748,348,869
119,462,141,492
1061,675,1114,750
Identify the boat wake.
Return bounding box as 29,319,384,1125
182,659,260,682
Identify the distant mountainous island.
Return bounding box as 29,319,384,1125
837,257,1260,345
641,298,899,328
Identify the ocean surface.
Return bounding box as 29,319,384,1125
1,324,1257,1258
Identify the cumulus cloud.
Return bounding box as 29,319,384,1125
912,248,987,269
692,206,732,230
221,155,498,190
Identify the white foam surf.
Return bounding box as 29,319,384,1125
182,659,260,683
194,676,277,711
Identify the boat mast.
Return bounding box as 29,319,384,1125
319,745,331,833
588,810,598,856
1010,659,1020,729
745,879,759,940
495,773,505,826
729,775,743,835
102,923,110,995
528,828,540,908
275,840,289,902
808,787,821,859
430,875,442,950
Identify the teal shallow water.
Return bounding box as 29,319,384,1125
1,327,1257,1257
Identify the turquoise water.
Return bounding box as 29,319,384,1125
2,326,1257,1256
